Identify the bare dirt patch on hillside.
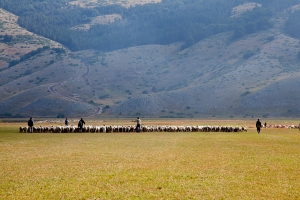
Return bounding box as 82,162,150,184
231,2,262,18
69,0,161,8
71,14,122,30
286,4,300,12
69,0,160,30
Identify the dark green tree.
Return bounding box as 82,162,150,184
245,22,257,34
233,27,246,39
3,34,13,42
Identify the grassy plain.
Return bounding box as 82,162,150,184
1,119,300,199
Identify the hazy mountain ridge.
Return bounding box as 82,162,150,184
0,2,300,118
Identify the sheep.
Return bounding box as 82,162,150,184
19,127,28,133
53,126,63,133
19,124,252,133
99,126,106,133
106,126,113,133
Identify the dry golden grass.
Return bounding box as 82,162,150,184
1,120,300,199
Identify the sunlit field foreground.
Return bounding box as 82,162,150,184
1,119,300,199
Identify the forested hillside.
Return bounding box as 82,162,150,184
1,0,299,52
286,9,300,39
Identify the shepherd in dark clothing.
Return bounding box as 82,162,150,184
78,118,85,132
256,119,262,134
28,117,34,133
264,122,267,129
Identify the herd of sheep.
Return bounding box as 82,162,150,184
19,123,300,133
19,125,249,133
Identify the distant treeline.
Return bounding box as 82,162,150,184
0,0,299,52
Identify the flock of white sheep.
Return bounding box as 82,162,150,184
19,125,250,133
19,122,300,133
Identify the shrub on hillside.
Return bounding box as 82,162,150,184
233,27,245,39
266,36,275,41
9,60,20,67
57,113,65,118
52,48,66,54
3,34,13,42
243,51,255,59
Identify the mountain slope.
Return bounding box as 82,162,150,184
0,4,300,118
110,22,300,118
0,8,63,68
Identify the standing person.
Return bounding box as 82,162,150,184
65,118,69,126
133,117,141,132
78,118,85,132
28,117,34,133
256,119,262,134
264,122,267,129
